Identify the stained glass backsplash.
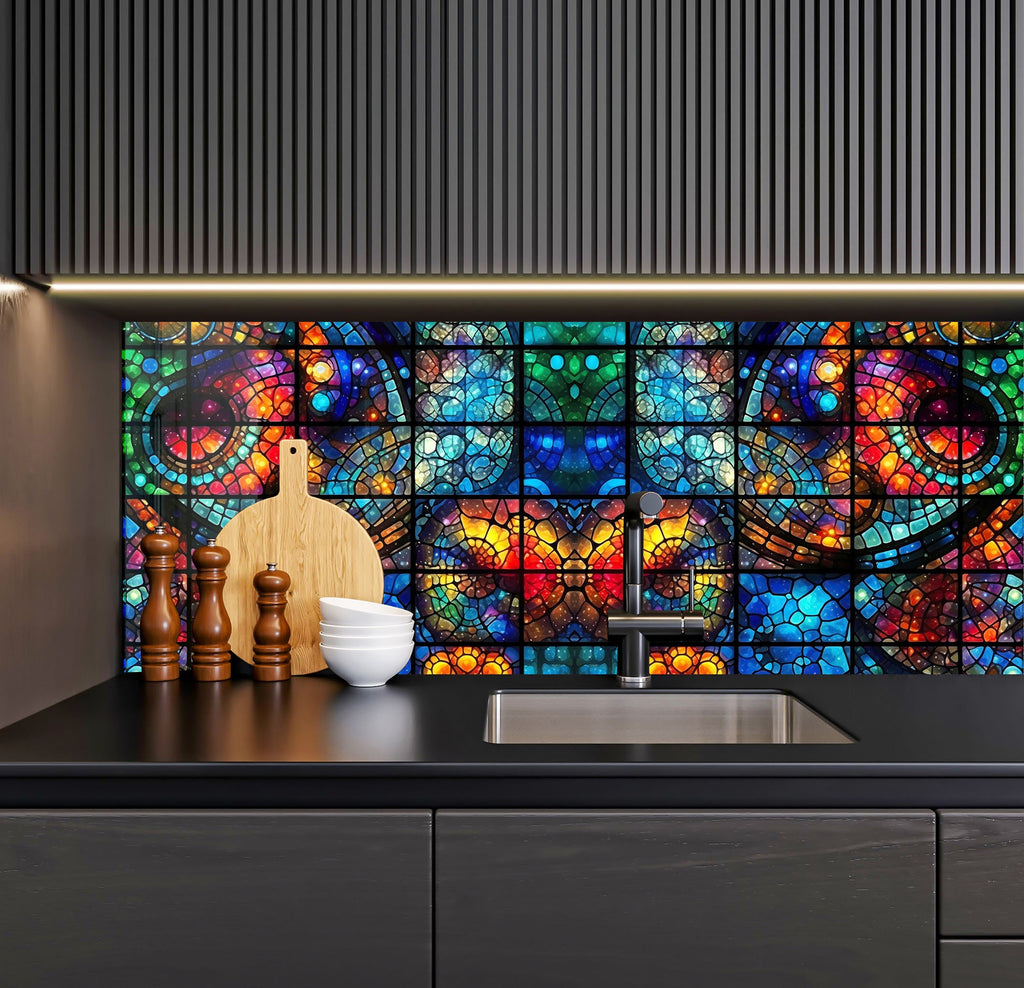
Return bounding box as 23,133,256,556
122,321,1024,676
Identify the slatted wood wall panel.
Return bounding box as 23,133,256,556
7,0,1024,275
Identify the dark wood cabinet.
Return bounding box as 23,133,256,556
941,941,1024,988
0,810,431,988
940,811,1024,936
435,810,936,988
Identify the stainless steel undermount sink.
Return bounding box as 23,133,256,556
484,690,854,745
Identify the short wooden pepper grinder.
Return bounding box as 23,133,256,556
139,524,180,681
252,563,291,681
191,538,232,681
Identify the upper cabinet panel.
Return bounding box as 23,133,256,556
8,0,1024,276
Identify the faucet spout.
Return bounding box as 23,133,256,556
608,490,706,687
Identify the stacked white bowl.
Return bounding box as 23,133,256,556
319,597,414,687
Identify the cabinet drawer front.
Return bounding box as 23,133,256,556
0,811,432,988
437,810,935,988
940,812,1024,936
941,941,1024,987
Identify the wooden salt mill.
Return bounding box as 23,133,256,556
139,524,180,681
252,563,291,681
191,538,232,681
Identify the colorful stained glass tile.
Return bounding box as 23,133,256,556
415,571,520,643
959,321,1023,344
415,425,517,494
303,425,411,496
524,350,625,422
415,349,515,422
635,349,734,422
523,571,620,642
854,424,960,497
962,348,1024,423
123,572,189,645
739,574,850,643
963,573,1024,643
523,644,619,675
650,646,735,675
122,349,188,425
960,428,1023,496
631,321,734,345
327,497,412,569
739,498,851,570
190,497,259,545
415,645,520,675
189,424,292,496
963,645,1024,675
524,426,626,495
739,425,850,496
124,497,190,570
415,321,517,345
123,321,190,346
853,321,960,345
738,349,850,422
301,321,411,347
416,499,520,570
739,321,851,346
738,645,850,675
853,497,959,570
634,425,734,494
523,321,626,345
189,348,295,422
854,347,960,422
853,643,959,673
645,571,733,643
854,572,959,643
299,347,411,422
384,572,412,611
962,498,1024,570
521,499,622,570
644,498,735,569
190,322,295,346
123,423,190,496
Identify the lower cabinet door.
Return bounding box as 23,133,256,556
436,810,935,988
0,810,431,988
941,941,1024,987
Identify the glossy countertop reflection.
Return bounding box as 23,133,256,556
4,673,1024,808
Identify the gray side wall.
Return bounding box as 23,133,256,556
0,287,121,727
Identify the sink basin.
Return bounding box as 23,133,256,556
484,690,854,744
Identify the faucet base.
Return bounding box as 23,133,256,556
617,674,651,689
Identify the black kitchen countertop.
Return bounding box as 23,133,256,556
1,673,1023,808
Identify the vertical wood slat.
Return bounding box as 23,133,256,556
5,0,1022,277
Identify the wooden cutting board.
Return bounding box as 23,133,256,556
217,439,384,675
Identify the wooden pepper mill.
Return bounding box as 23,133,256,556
191,538,232,681
252,563,291,681
139,524,181,681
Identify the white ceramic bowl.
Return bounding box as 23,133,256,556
319,641,413,688
320,618,413,634
320,596,413,626
320,630,414,649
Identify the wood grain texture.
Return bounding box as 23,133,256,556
217,439,383,674
437,810,936,988
941,941,1024,988
0,810,432,987
940,811,1024,936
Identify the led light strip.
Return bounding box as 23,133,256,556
47,277,1024,294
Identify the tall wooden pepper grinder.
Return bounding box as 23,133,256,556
139,524,180,681
191,538,232,681
252,563,291,681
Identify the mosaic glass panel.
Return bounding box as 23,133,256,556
122,319,1023,673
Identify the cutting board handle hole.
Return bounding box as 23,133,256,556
290,446,297,454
